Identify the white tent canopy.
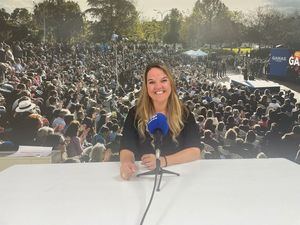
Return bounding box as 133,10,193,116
183,49,208,57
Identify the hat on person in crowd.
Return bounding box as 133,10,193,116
15,100,36,113
0,83,14,93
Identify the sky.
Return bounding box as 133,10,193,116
1,0,299,19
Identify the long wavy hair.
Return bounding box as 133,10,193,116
135,62,188,142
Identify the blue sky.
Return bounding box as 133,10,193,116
1,0,299,19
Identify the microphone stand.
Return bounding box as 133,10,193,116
137,147,180,192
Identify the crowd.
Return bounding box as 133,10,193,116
0,41,299,164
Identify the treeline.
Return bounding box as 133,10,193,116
0,0,299,48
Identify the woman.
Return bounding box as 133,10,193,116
120,63,201,180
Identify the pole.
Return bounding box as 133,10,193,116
115,45,119,89
43,12,46,43
41,1,46,43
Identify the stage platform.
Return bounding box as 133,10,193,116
229,75,281,93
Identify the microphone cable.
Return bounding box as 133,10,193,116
139,167,159,225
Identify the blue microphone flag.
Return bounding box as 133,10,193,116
147,113,169,136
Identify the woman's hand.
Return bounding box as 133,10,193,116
120,161,137,180
141,154,157,170
141,154,167,170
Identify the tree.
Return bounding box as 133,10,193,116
182,0,231,48
163,8,183,44
0,8,12,41
9,8,35,42
242,7,300,49
284,13,300,49
139,20,163,42
33,0,84,42
180,13,203,47
86,0,138,42
193,0,228,46
10,8,32,25
211,10,245,47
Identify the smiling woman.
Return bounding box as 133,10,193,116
146,67,172,113
119,62,201,180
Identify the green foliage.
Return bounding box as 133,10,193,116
241,7,300,49
10,8,32,25
182,0,234,48
33,0,84,42
163,8,182,44
86,0,138,42
1,0,300,49
285,14,300,49
138,20,162,42
0,8,13,41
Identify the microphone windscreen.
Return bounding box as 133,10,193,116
147,113,169,136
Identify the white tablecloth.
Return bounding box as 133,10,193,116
0,158,299,225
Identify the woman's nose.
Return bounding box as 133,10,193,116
154,81,163,89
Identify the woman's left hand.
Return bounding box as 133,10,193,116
141,154,156,170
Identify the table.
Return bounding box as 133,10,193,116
0,149,63,172
0,158,299,225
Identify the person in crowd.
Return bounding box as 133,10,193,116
215,121,226,144
51,109,70,133
201,129,220,151
8,100,41,146
44,133,68,163
241,130,260,158
262,122,282,158
79,116,94,145
35,126,54,146
82,143,111,162
106,134,122,161
223,128,242,157
204,118,216,133
119,63,201,180
281,125,300,161
92,125,109,145
64,120,83,158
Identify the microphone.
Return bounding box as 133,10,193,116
147,113,169,149
138,113,179,225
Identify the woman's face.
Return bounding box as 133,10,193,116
146,67,171,106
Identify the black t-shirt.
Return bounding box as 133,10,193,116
120,107,200,160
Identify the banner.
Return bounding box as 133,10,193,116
269,48,291,78
287,50,300,80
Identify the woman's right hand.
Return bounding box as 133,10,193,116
120,161,137,180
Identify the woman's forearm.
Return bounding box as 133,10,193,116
164,147,201,167
120,149,135,163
